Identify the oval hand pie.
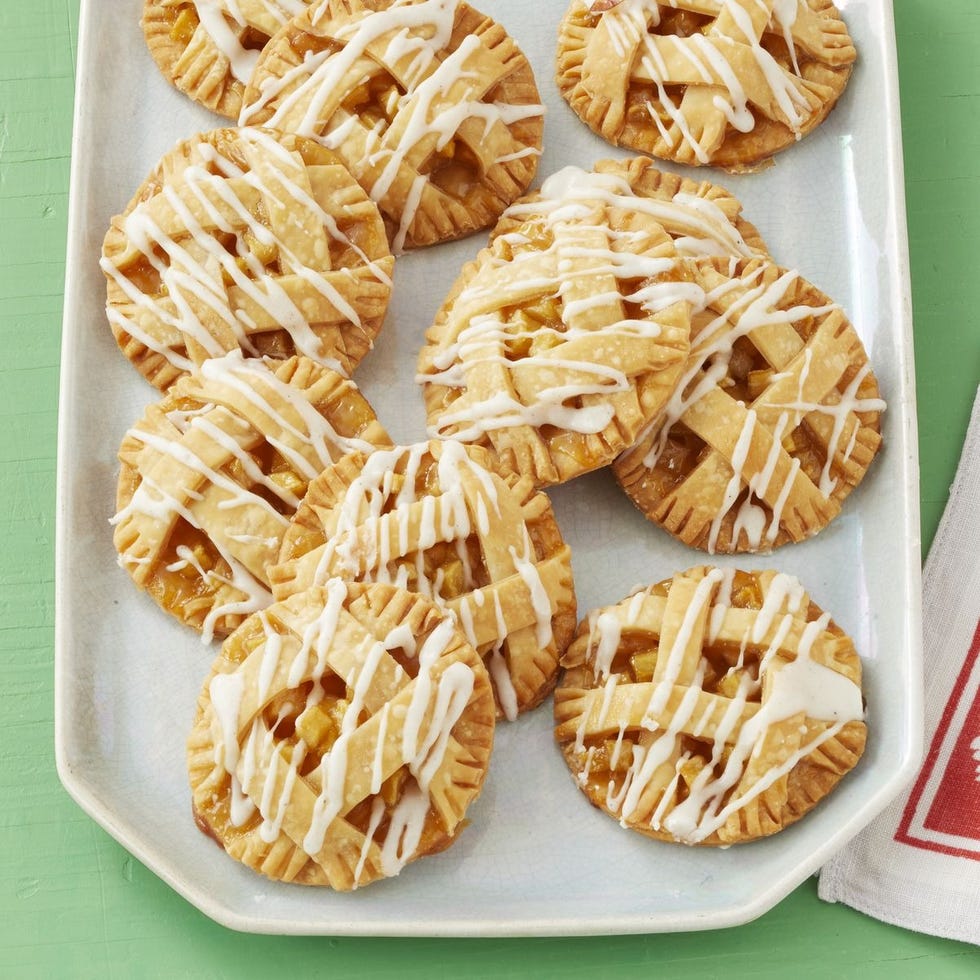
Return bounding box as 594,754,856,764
270,440,577,719
113,352,391,641
613,257,885,553
418,165,695,488
188,580,495,888
555,566,866,845
557,0,856,170
101,127,394,391
240,0,544,249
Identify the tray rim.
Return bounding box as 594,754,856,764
54,0,923,937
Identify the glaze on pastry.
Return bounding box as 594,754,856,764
112,352,391,640
557,0,856,170
417,165,695,488
101,127,394,391
143,1,313,118
188,580,495,888
240,0,544,249
270,440,577,718
613,257,884,553
555,566,866,845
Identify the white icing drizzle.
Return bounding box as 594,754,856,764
102,128,387,375
239,0,543,244
423,166,710,442
112,351,382,641
593,0,819,160
292,441,551,721
587,572,864,843
206,578,480,880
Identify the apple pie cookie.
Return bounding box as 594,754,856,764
101,127,394,391
557,0,856,171
555,566,867,845
493,158,769,260
613,257,885,553
240,0,544,250
188,580,495,888
269,441,577,719
142,1,313,119
112,352,391,641
417,166,694,488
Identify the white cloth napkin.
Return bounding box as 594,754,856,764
819,386,980,946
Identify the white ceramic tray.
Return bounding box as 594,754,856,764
55,0,921,935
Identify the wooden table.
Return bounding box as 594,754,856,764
2,1,977,975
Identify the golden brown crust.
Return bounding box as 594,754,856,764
113,353,392,640
241,0,544,249
188,581,496,888
142,1,314,119
418,167,699,488
269,440,577,718
554,566,867,846
556,0,856,171
102,127,394,391
613,257,884,553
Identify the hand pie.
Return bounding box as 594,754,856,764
188,580,495,888
555,566,867,845
240,0,544,250
557,0,856,171
113,352,391,641
101,127,394,391
613,257,884,553
493,158,769,260
417,165,694,488
269,441,577,719
142,1,313,119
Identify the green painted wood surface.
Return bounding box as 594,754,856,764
1,0,978,975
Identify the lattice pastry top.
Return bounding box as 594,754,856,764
613,257,885,553
101,127,394,391
143,1,314,119
113,352,391,641
555,566,866,845
417,165,697,488
269,440,577,719
240,0,544,250
188,580,495,888
492,157,770,259
557,0,856,171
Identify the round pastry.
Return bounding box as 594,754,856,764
555,566,867,846
417,165,695,488
101,127,394,391
188,580,496,889
112,352,391,641
613,257,885,553
240,0,544,250
556,0,857,171
492,158,769,260
142,1,313,119
269,441,577,719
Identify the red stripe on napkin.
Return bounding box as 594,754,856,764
895,618,980,860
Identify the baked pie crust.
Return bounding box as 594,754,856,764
269,440,577,718
142,1,313,119
613,257,885,553
188,580,495,888
492,157,770,259
555,566,866,845
557,0,856,171
417,165,695,488
101,127,394,391
113,352,391,641
240,0,544,250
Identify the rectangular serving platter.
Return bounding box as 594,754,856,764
55,0,921,936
